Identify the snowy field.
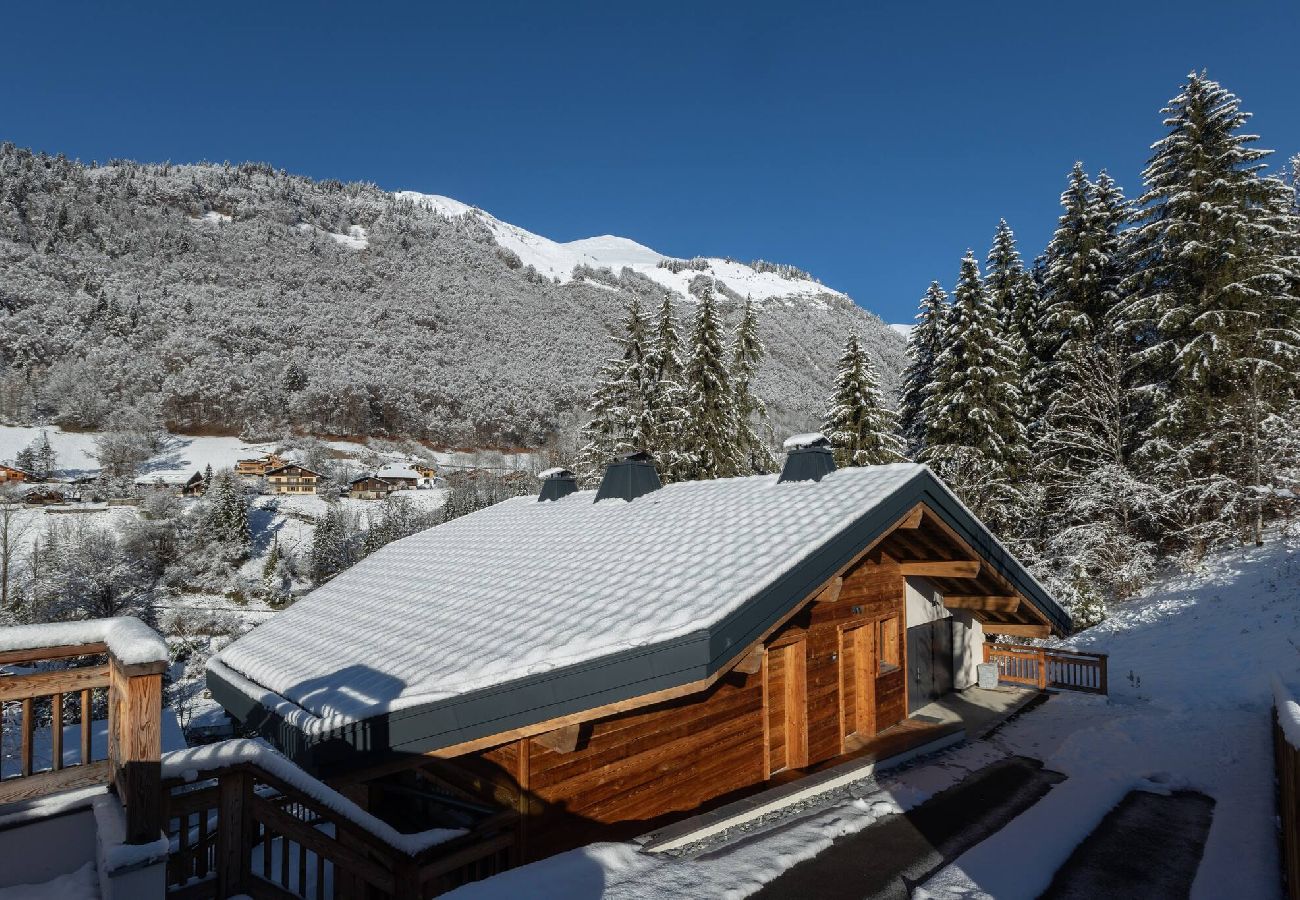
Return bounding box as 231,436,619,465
445,530,1298,899
0,424,537,483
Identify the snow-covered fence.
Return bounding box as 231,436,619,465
1274,677,1300,899
0,617,169,844
160,740,518,898
983,643,1108,695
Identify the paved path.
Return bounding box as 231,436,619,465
750,756,1066,900
1040,789,1216,900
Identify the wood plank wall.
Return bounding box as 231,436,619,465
467,554,906,860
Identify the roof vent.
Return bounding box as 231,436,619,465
778,432,836,484
594,451,661,502
537,467,578,502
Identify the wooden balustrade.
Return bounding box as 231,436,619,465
162,763,518,899
0,629,167,844
983,642,1108,695
0,644,113,805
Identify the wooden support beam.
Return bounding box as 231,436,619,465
813,576,844,604
732,647,765,675
532,723,581,754
898,506,924,529
983,623,1051,638
897,560,981,579
942,594,1020,614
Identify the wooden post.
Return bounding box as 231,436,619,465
1036,649,1047,690
216,768,253,897
1098,654,1108,696
20,698,33,776
51,692,63,771
111,658,165,844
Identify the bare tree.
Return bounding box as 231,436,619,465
0,486,32,611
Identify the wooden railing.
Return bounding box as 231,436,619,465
0,628,167,843
1275,682,1300,900
163,761,518,899
984,643,1108,695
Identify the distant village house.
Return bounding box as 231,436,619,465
265,463,322,495
0,463,31,484
235,453,286,478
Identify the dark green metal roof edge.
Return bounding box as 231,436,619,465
208,467,1070,775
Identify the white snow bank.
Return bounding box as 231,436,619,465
92,792,168,874
0,861,98,900
1273,675,1300,749
0,617,167,666
160,739,464,855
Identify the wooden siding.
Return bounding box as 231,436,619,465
459,552,907,861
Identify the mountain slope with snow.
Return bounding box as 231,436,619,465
0,146,905,446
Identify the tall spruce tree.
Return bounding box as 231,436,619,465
731,298,777,474
823,333,905,466
646,294,689,481
576,299,654,484
898,282,948,457
680,285,743,481
1120,71,1300,550
920,251,1030,533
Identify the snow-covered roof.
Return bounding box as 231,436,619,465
210,463,1065,764
375,464,422,480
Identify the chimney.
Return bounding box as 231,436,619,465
778,433,836,484
537,467,578,502
595,450,661,502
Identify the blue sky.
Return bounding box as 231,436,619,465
2,1,1295,323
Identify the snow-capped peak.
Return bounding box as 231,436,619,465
393,190,845,305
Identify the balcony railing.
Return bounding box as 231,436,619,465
0,617,169,843
983,642,1108,695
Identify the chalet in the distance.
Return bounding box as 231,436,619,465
0,463,31,484
210,438,1069,865
264,463,323,495
234,453,286,478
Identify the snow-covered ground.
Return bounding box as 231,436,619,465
445,530,1298,899
395,191,843,306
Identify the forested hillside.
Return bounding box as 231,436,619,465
0,147,903,447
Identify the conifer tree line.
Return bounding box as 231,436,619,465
897,71,1299,625
578,288,780,483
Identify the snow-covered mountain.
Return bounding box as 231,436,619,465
395,191,846,306
0,146,905,447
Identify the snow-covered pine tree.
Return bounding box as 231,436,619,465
205,470,250,550
576,299,654,484
645,293,690,481
1035,336,1161,624
680,285,743,481
35,431,55,480
823,332,905,467
1119,71,1300,551
984,220,1032,368
310,503,350,585
897,282,948,457
731,298,777,474
920,251,1030,533
1036,164,1130,455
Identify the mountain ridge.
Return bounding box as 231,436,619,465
0,144,905,448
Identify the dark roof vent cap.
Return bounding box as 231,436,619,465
538,467,578,502
778,432,836,484
595,451,661,502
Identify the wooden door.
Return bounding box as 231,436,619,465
765,638,808,775
839,622,877,746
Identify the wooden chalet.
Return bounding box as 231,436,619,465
0,463,31,485
208,441,1070,876
180,471,206,497
265,463,322,495
235,453,286,478
349,474,398,500
375,464,422,490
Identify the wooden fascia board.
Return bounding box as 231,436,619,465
897,560,981,578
